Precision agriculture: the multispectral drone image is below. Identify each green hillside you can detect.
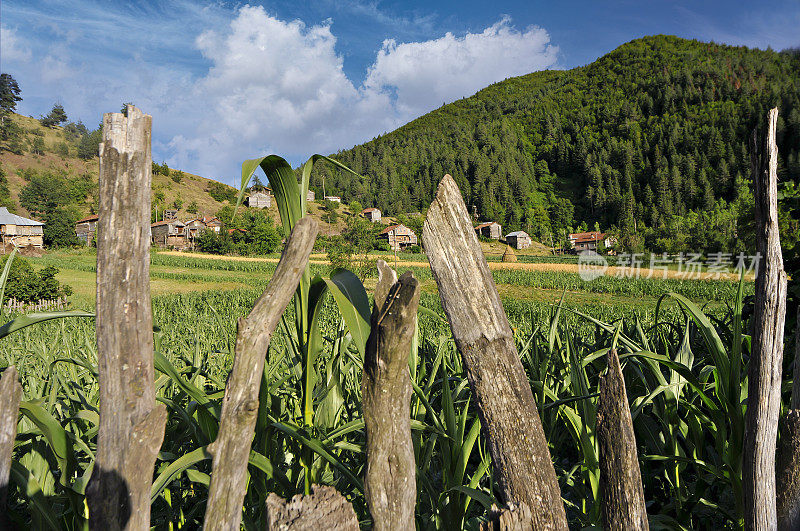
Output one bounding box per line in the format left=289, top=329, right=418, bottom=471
left=315, top=35, right=800, bottom=254
left=0, top=113, right=238, bottom=221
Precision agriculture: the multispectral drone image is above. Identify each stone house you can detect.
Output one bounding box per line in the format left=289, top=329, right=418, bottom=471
left=75, top=214, right=99, bottom=245
left=474, top=221, right=502, bottom=240
left=306, top=190, right=316, bottom=202
left=378, top=224, right=417, bottom=251
left=246, top=191, right=272, bottom=208
left=505, top=230, right=532, bottom=250
left=0, top=207, right=44, bottom=248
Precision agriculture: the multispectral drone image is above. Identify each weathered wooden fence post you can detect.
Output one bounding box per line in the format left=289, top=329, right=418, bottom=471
left=362, top=261, right=419, bottom=529
left=778, top=306, right=800, bottom=530
left=0, top=366, right=21, bottom=530
left=743, top=107, right=788, bottom=530
left=423, top=174, right=567, bottom=529
left=596, top=349, right=648, bottom=530
left=86, top=105, right=167, bottom=530
left=204, top=216, right=318, bottom=531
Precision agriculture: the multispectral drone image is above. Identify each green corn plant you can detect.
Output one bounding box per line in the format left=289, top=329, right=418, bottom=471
left=237, top=154, right=370, bottom=493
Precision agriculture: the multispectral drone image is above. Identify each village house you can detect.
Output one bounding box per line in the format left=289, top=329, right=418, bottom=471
left=75, top=214, right=99, bottom=245
left=246, top=191, right=272, bottom=208
left=306, top=190, right=316, bottom=202
left=361, top=207, right=381, bottom=222
left=151, top=219, right=187, bottom=249
left=568, top=231, right=616, bottom=253
left=378, top=224, right=418, bottom=251
left=505, top=230, right=532, bottom=250
left=163, top=209, right=179, bottom=220
left=0, top=207, right=44, bottom=248
left=474, top=221, right=502, bottom=240
left=324, top=195, right=341, bottom=203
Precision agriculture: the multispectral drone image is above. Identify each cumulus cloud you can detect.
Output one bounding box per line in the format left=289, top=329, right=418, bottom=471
left=364, top=17, right=559, bottom=116
left=1, top=3, right=559, bottom=180
left=173, top=7, right=558, bottom=177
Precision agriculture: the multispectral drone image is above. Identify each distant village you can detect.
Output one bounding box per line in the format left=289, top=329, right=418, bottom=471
left=0, top=187, right=615, bottom=256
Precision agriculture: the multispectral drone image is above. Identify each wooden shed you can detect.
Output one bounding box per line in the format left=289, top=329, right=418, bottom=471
left=474, top=221, right=502, bottom=239
left=378, top=224, right=417, bottom=251
left=151, top=220, right=187, bottom=249
left=75, top=214, right=99, bottom=246
left=505, top=230, right=532, bottom=250
left=0, top=207, right=44, bottom=248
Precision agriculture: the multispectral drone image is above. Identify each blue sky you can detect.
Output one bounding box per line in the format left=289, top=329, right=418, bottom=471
left=1, top=0, right=798, bottom=183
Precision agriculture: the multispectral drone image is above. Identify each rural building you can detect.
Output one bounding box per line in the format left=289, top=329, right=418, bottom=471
left=163, top=209, right=178, bottom=220
left=0, top=207, right=44, bottom=248
left=474, top=221, right=502, bottom=239
left=195, top=216, right=223, bottom=233
left=307, top=190, right=316, bottom=201
left=246, top=191, right=272, bottom=208
left=151, top=220, right=187, bottom=249
left=75, top=214, right=99, bottom=245
left=362, top=208, right=381, bottom=222
left=505, top=230, right=532, bottom=250
left=324, top=195, right=341, bottom=203
left=378, top=224, right=417, bottom=251
left=568, top=231, right=616, bottom=253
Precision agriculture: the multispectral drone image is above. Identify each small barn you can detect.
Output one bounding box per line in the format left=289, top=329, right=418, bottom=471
left=506, top=230, right=532, bottom=250
left=0, top=207, right=44, bottom=248
left=378, top=224, right=417, bottom=251
left=246, top=191, right=272, bottom=208
left=474, top=221, right=502, bottom=240
left=75, top=214, right=99, bottom=245
left=306, top=190, right=316, bottom=202
left=163, top=209, right=179, bottom=220
left=151, top=220, right=187, bottom=249
left=362, top=208, right=381, bottom=222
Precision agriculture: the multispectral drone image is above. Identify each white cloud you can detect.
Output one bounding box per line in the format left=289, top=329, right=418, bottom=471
left=0, top=26, right=32, bottom=62
left=1, top=3, right=560, bottom=180
left=364, top=16, right=559, bottom=117
left=172, top=8, right=558, bottom=178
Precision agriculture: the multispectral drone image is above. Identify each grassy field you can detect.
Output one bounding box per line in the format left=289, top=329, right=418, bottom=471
left=30, top=248, right=752, bottom=317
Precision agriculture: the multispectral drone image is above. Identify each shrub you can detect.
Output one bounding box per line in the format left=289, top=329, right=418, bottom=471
left=171, top=170, right=183, bottom=183
left=207, top=181, right=237, bottom=203
left=408, top=244, right=422, bottom=254
left=0, top=255, right=72, bottom=302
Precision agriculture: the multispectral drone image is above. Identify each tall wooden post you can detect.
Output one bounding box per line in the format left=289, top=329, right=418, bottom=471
left=423, top=174, right=567, bottom=529
left=86, top=105, right=167, bottom=530
left=0, top=366, right=21, bottom=530
left=743, top=107, right=788, bottom=530
left=362, top=262, right=419, bottom=529
left=597, top=349, right=648, bottom=530
left=204, top=217, right=318, bottom=530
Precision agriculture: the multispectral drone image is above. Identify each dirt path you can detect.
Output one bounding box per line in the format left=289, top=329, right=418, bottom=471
left=158, top=251, right=753, bottom=282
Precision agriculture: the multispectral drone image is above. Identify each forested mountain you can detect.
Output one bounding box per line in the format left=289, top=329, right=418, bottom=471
left=313, top=35, right=800, bottom=253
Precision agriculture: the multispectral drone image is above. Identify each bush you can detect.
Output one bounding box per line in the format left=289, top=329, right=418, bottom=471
left=171, top=170, right=183, bottom=183
left=373, top=240, right=391, bottom=252
left=408, top=245, right=422, bottom=254
left=187, top=201, right=198, bottom=214
left=0, top=255, right=72, bottom=303
left=207, top=181, right=237, bottom=203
